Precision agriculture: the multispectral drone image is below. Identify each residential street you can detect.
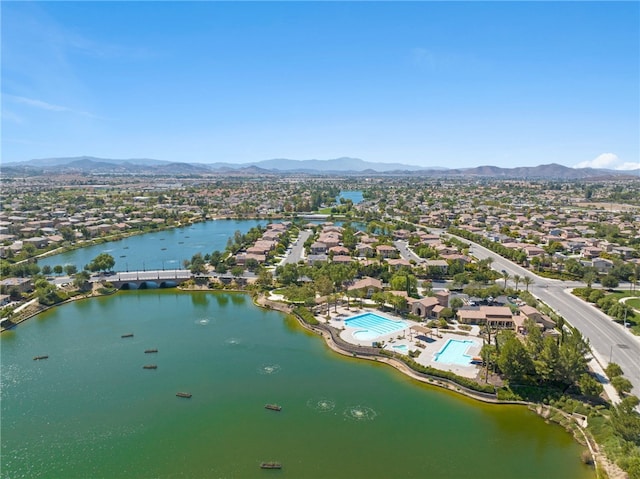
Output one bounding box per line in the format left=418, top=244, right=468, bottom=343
left=280, top=229, right=313, bottom=265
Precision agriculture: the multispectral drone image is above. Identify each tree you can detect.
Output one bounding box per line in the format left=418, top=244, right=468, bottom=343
left=611, top=376, right=633, bottom=395
left=512, top=274, right=521, bottom=291
left=605, top=362, right=624, bottom=379
left=53, top=265, right=64, bottom=275
left=578, top=373, right=603, bottom=397
left=610, top=395, right=640, bottom=445
left=535, top=336, right=560, bottom=382
left=188, top=253, right=208, bottom=275
left=256, top=268, right=273, bottom=290
left=522, top=276, right=534, bottom=292
left=557, top=329, right=589, bottom=384
left=601, top=274, right=619, bottom=289
left=496, top=331, right=534, bottom=382
left=276, top=263, right=299, bottom=286
left=64, top=264, right=78, bottom=276
left=450, top=297, right=464, bottom=311
left=501, top=271, right=510, bottom=290
left=315, top=276, right=334, bottom=314
left=524, top=318, right=544, bottom=359
left=73, top=271, right=91, bottom=290
left=41, top=265, right=52, bottom=276
left=59, top=226, right=76, bottom=242
left=439, top=307, right=454, bottom=320
left=583, top=270, right=597, bottom=289
left=86, top=253, right=115, bottom=273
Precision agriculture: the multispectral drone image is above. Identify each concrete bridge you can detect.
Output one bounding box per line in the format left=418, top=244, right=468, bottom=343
left=94, top=269, right=192, bottom=289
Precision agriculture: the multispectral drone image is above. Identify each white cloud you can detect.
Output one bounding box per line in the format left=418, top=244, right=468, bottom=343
left=5, top=94, right=99, bottom=118
left=8, top=94, right=70, bottom=112
left=615, top=162, right=640, bottom=171
left=574, top=153, right=639, bottom=171
left=574, top=153, right=619, bottom=169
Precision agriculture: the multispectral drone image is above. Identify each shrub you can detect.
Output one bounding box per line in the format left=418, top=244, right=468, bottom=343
left=293, top=306, right=319, bottom=326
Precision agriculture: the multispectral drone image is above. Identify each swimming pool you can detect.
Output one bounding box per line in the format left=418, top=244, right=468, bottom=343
left=345, top=312, right=408, bottom=341
left=392, top=344, right=409, bottom=353
left=433, top=339, right=478, bottom=366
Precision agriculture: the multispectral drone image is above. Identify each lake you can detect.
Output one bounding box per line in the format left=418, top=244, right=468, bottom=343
left=338, top=190, right=364, bottom=204
left=0, top=290, right=594, bottom=479
left=38, top=219, right=267, bottom=272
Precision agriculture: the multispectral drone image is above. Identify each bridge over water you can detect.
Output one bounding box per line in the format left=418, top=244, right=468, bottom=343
left=93, top=270, right=192, bottom=289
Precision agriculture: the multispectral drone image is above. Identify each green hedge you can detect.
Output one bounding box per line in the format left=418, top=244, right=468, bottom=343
left=293, top=306, right=319, bottom=325
left=380, top=350, right=495, bottom=394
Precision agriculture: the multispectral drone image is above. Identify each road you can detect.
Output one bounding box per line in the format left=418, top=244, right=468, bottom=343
left=456, top=237, right=640, bottom=396
left=281, top=229, right=313, bottom=265
left=394, top=240, right=424, bottom=264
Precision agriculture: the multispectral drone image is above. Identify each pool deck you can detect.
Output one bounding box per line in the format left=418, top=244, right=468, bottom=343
left=324, top=306, right=483, bottom=379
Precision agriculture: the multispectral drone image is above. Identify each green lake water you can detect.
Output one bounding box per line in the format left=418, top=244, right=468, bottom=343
left=1, top=290, right=594, bottom=479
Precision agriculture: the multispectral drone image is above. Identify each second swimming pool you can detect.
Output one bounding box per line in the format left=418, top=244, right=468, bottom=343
left=434, top=339, right=478, bottom=366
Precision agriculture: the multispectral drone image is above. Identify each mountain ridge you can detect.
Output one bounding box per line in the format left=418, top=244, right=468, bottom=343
left=1, top=156, right=638, bottom=179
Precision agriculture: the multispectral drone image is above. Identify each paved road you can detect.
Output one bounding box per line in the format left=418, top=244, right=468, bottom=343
left=281, top=229, right=313, bottom=265
left=394, top=240, right=423, bottom=263
left=453, top=235, right=640, bottom=396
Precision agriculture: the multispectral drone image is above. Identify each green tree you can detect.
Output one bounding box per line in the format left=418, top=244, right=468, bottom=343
left=610, top=396, right=640, bottom=445
left=601, top=274, right=619, bottom=289
left=512, top=274, right=521, bottom=291
left=53, top=265, right=64, bottom=275
left=64, top=264, right=78, bottom=276
left=450, top=297, right=464, bottom=311
left=524, top=318, right=544, bottom=359
left=535, top=336, right=560, bottom=382
left=86, top=253, right=115, bottom=273
left=605, top=362, right=624, bottom=378
left=497, top=331, right=534, bottom=382
left=276, top=263, right=300, bottom=286
left=557, top=329, right=589, bottom=384
left=41, top=265, right=52, bottom=276
left=439, top=307, right=454, bottom=320
left=578, top=373, right=603, bottom=397
left=73, top=271, right=91, bottom=290
left=611, top=376, right=633, bottom=395
left=522, top=276, right=534, bottom=292
left=188, top=253, right=208, bottom=275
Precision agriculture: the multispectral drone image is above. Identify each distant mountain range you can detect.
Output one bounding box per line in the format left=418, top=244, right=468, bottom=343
left=2, top=156, right=638, bottom=179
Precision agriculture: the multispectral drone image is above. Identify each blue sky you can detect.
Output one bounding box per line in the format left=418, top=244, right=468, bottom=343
left=2, top=1, right=639, bottom=170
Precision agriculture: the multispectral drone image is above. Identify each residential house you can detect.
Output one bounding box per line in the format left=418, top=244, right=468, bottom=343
left=347, top=277, right=382, bottom=298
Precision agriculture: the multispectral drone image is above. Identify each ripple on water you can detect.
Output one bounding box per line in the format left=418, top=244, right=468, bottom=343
left=306, top=397, right=336, bottom=413
left=224, top=337, right=241, bottom=346
left=343, top=405, right=377, bottom=421
left=257, top=363, right=281, bottom=375
left=196, top=318, right=210, bottom=325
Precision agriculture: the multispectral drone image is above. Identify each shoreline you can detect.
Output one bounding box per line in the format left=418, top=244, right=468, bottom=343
left=0, top=287, right=624, bottom=478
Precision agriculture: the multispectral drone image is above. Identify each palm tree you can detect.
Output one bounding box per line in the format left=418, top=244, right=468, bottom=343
left=522, top=275, right=534, bottom=292
left=513, top=274, right=521, bottom=291
left=501, top=271, right=511, bottom=290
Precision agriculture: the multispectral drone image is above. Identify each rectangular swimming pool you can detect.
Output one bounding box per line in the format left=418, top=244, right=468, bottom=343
left=433, top=339, right=478, bottom=366
left=344, top=312, right=408, bottom=341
